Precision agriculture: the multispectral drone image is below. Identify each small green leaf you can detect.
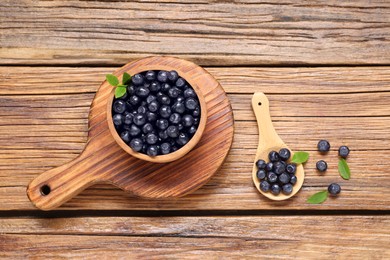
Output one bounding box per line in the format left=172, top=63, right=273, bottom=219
left=307, top=190, right=328, bottom=204
left=339, top=158, right=351, bottom=180
left=122, top=72, right=131, bottom=84
left=117, top=84, right=127, bottom=88
left=291, top=151, right=309, bottom=164
left=115, top=86, right=126, bottom=98
left=106, top=74, right=119, bottom=86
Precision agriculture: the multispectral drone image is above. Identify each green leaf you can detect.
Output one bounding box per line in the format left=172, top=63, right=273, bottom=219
left=122, top=72, right=131, bottom=84
left=307, top=190, right=328, bottom=204
left=106, top=74, right=119, bottom=86
left=115, top=86, right=126, bottom=98
left=339, top=158, right=351, bottom=180
left=117, top=84, right=127, bottom=88
left=291, top=151, right=309, bottom=164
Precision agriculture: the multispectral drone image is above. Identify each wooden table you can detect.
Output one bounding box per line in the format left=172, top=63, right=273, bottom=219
left=1, top=1, right=389, bottom=258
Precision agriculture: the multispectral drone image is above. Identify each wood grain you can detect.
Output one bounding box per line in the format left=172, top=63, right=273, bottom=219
left=1, top=216, right=389, bottom=259
left=1, top=66, right=390, bottom=210
left=26, top=57, right=233, bottom=210
left=0, top=1, right=389, bottom=66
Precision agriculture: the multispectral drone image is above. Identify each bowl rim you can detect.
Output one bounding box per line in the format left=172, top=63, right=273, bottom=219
left=107, top=65, right=208, bottom=163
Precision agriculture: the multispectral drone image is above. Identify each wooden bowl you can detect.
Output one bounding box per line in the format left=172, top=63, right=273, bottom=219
left=106, top=60, right=208, bottom=163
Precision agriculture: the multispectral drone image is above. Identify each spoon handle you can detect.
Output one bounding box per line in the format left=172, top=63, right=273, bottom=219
left=251, top=92, right=285, bottom=150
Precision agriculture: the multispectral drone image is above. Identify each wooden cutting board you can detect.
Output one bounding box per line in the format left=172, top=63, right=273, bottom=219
left=27, top=56, right=234, bottom=210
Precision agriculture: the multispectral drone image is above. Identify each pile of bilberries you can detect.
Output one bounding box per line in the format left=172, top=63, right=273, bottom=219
left=111, top=70, right=201, bottom=156
left=255, top=148, right=297, bottom=195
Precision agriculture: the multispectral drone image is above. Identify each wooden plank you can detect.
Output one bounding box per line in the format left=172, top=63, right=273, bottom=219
left=0, top=1, right=389, bottom=66
left=1, top=67, right=389, bottom=95
left=0, top=66, right=390, bottom=210
left=0, top=216, right=389, bottom=258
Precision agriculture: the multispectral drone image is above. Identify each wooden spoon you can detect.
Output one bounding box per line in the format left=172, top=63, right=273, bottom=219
left=251, top=92, right=304, bottom=200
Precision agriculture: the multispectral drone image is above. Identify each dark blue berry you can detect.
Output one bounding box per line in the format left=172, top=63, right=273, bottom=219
left=135, top=86, right=149, bottom=98
left=338, top=146, right=350, bottom=158
left=142, top=123, right=153, bottom=134
left=146, top=95, right=156, bottom=104
left=123, top=112, right=133, bottom=125
left=129, top=124, right=141, bottom=136
left=146, top=112, right=157, bottom=122
left=290, top=175, right=297, bottom=185
left=256, top=159, right=266, bottom=169
left=159, top=130, right=168, bottom=140
left=132, top=74, right=144, bottom=86
left=188, top=126, right=197, bottom=135
left=279, top=148, right=291, bottom=161
left=169, top=113, right=181, bottom=124
left=168, top=87, right=181, bottom=98
left=193, top=117, right=199, bottom=125
left=175, top=77, right=186, bottom=88
left=167, top=125, right=179, bottom=138
left=267, top=172, right=278, bottom=183
left=328, top=183, right=341, bottom=196
left=177, top=123, right=184, bottom=131
left=172, top=101, right=185, bottom=114
left=137, top=106, right=147, bottom=114
left=257, top=169, right=266, bottom=180
left=278, top=173, right=290, bottom=184
left=182, top=114, right=194, bottom=127
left=176, top=133, right=189, bottom=146
left=145, top=70, right=156, bottom=81
left=113, top=100, right=126, bottom=114
left=113, top=114, right=123, bottom=126
left=282, top=184, right=293, bottom=195
left=156, top=119, right=169, bottom=130
left=316, top=160, right=327, bottom=172
left=157, top=70, right=168, bottom=82
left=159, top=105, right=172, bottom=118
left=158, top=95, right=171, bottom=105
left=260, top=181, right=271, bottom=192
left=133, top=113, right=146, bottom=126
left=168, top=70, right=179, bottom=82
left=128, top=95, right=140, bottom=106
left=266, top=162, right=273, bottom=172
left=318, top=140, right=330, bottom=153
left=160, top=142, right=171, bottom=154
left=147, top=145, right=158, bottom=156
left=271, top=184, right=281, bottom=195
left=146, top=133, right=158, bottom=145
left=193, top=107, right=200, bottom=117
left=184, top=88, right=196, bottom=98
left=150, top=82, right=161, bottom=92
left=127, top=85, right=135, bottom=95
left=185, top=97, right=198, bottom=110
left=268, top=151, right=280, bottom=162
left=120, top=131, right=130, bottom=143
left=130, top=138, right=143, bottom=152
left=273, top=161, right=286, bottom=175
left=148, top=101, right=159, bottom=112
left=161, top=83, right=171, bottom=92
left=286, top=164, right=297, bottom=174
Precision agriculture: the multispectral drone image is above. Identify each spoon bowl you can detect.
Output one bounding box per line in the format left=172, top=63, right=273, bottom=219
left=251, top=92, right=304, bottom=200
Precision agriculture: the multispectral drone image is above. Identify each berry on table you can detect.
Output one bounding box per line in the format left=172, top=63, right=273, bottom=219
left=328, top=183, right=341, bottom=196
left=338, top=146, right=350, bottom=158
left=317, top=140, right=330, bottom=153
left=316, top=160, right=328, bottom=172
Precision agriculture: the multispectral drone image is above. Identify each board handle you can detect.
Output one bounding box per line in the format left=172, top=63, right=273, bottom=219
left=26, top=141, right=107, bottom=210
left=251, top=92, right=284, bottom=149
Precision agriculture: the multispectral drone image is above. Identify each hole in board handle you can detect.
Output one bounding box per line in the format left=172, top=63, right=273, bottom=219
left=258, top=102, right=262, bottom=106
left=40, top=185, right=51, bottom=196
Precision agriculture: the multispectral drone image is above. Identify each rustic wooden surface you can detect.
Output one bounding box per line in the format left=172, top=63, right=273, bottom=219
left=1, top=0, right=389, bottom=258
